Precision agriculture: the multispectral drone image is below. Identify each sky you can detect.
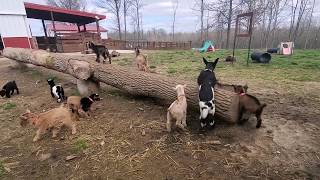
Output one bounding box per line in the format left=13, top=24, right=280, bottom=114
left=24, top=0, right=200, bottom=36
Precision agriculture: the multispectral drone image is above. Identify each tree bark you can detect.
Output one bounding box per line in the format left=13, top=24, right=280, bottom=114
left=3, top=48, right=239, bottom=123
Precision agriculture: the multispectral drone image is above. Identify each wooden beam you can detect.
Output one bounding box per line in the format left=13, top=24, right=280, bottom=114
left=41, top=19, right=48, bottom=38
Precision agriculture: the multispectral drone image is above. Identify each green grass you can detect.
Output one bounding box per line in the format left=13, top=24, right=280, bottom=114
left=0, top=161, right=5, bottom=177
left=0, top=102, right=16, bottom=110
left=73, top=139, right=88, bottom=153
left=138, top=49, right=320, bottom=83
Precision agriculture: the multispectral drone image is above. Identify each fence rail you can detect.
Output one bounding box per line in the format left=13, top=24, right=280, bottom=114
left=35, top=32, right=192, bottom=53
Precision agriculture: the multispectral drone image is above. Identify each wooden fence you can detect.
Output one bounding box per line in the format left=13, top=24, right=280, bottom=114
left=102, top=39, right=192, bottom=50
left=35, top=32, right=192, bottom=53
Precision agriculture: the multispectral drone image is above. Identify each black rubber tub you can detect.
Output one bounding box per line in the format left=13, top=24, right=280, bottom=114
left=267, top=48, right=279, bottom=54
left=251, top=52, right=271, bottom=63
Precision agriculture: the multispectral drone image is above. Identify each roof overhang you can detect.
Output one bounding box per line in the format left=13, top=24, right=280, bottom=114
left=24, top=2, right=106, bottom=25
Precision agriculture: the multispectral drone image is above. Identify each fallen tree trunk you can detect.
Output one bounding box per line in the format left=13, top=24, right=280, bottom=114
left=3, top=48, right=239, bottom=122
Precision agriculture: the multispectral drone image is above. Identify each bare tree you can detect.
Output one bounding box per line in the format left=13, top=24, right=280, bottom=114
left=95, top=0, right=122, bottom=40
left=47, top=0, right=86, bottom=10
left=123, top=0, right=132, bottom=42
left=172, top=0, right=179, bottom=41
left=131, top=0, right=144, bottom=42
left=304, top=0, right=315, bottom=48
left=200, top=0, right=204, bottom=41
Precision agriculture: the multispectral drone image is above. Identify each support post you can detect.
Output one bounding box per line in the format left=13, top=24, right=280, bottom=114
left=50, top=11, right=58, bottom=52
left=41, top=19, right=49, bottom=50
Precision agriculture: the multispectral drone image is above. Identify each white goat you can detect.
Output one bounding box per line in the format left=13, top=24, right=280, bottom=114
left=166, top=84, right=187, bottom=132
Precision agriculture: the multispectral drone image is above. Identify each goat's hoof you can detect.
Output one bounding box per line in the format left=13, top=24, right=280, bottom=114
left=200, top=122, right=206, bottom=128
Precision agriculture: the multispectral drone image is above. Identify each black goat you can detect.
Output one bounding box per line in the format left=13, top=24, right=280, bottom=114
left=80, top=93, right=101, bottom=113
left=197, top=57, right=219, bottom=128
left=87, top=41, right=111, bottom=64
left=0, top=81, right=19, bottom=98
left=47, top=79, right=65, bottom=103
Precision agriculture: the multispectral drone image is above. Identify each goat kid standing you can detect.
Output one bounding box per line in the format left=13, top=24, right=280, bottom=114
left=197, top=58, right=219, bottom=128
left=87, top=41, right=112, bottom=64
left=47, top=79, right=65, bottom=103
left=135, top=47, right=149, bottom=72
left=0, top=81, right=19, bottom=98
left=167, top=84, right=187, bottom=132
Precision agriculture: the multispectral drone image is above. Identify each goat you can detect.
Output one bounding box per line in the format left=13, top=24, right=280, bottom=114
left=87, top=41, right=112, bottom=64
left=134, top=47, right=149, bottom=72
left=111, top=50, right=120, bottom=57
left=225, top=55, right=236, bottom=63
left=47, top=79, right=65, bottom=103
left=20, top=106, right=76, bottom=142
left=238, top=93, right=267, bottom=128
left=197, top=57, right=219, bottom=128
left=67, top=93, right=101, bottom=118
left=0, top=81, right=19, bottom=98
left=167, top=84, right=187, bottom=132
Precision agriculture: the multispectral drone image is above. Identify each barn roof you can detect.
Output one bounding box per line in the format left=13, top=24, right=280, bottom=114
left=24, top=2, right=106, bottom=25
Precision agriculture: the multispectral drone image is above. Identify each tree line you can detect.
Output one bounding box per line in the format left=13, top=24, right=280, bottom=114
left=47, top=0, right=320, bottom=49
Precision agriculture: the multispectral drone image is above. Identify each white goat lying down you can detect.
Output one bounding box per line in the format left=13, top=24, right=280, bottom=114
left=167, top=84, right=187, bottom=132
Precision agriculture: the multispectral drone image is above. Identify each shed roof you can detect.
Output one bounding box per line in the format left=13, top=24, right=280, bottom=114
left=24, top=2, right=106, bottom=25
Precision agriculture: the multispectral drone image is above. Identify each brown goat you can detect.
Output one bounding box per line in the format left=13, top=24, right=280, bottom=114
left=20, top=106, right=76, bottom=142
left=134, top=47, right=149, bottom=72
left=66, top=94, right=101, bottom=118
left=216, top=82, right=248, bottom=94
left=238, top=94, right=266, bottom=128
left=225, top=55, right=236, bottom=63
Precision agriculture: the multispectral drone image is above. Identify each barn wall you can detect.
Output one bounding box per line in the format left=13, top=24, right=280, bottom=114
left=0, top=0, right=31, bottom=48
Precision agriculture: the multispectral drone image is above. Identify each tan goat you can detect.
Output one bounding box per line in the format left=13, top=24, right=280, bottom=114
left=134, top=47, right=149, bottom=72
left=20, top=106, right=77, bottom=142
left=166, top=84, right=187, bottom=132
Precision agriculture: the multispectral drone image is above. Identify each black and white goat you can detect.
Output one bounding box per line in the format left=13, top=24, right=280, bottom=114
left=47, top=79, right=65, bottom=103
left=197, top=57, right=219, bottom=128
left=87, top=41, right=112, bottom=64
left=0, top=81, right=19, bottom=98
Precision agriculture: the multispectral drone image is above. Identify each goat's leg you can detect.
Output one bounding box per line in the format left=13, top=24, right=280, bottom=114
left=255, top=113, right=262, bottom=128
left=199, top=108, right=206, bottom=128
left=102, top=51, right=107, bottom=64
left=208, top=106, right=216, bottom=127
left=5, top=91, right=10, bottom=98
left=68, top=122, right=77, bottom=134
left=182, top=114, right=187, bottom=128
left=166, top=112, right=174, bottom=132
left=11, top=89, right=14, bottom=95
left=16, top=87, right=19, bottom=94
left=33, top=129, right=44, bottom=142
left=96, top=54, right=100, bottom=63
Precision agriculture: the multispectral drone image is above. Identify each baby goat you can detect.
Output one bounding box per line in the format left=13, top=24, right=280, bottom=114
left=238, top=93, right=267, bottom=128
left=134, top=47, right=149, bottom=72
left=20, top=106, right=76, bottom=142
left=197, top=57, right=219, bottom=128
left=87, top=41, right=111, bottom=64
left=0, top=81, right=19, bottom=98
left=47, top=79, right=65, bottom=103
left=67, top=93, right=101, bottom=118
left=167, top=84, right=187, bottom=132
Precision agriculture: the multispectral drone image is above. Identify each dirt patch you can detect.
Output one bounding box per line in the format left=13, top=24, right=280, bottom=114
left=0, top=58, right=319, bottom=179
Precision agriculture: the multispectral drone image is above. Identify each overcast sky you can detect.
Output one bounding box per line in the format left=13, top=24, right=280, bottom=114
left=25, top=0, right=199, bottom=36
left=24, top=0, right=320, bottom=36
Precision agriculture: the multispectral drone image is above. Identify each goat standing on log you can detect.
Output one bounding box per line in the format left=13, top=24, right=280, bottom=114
left=134, top=47, right=149, bottom=72
left=197, top=58, right=219, bottom=129
left=87, top=41, right=111, bottom=64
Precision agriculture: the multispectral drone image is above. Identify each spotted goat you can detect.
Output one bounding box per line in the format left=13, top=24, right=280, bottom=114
left=197, top=57, right=219, bottom=128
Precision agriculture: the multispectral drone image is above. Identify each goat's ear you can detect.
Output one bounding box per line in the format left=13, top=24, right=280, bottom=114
left=244, top=84, right=248, bottom=92
left=212, top=58, right=219, bottom=69
left=203, top=57, right=208, bottom=65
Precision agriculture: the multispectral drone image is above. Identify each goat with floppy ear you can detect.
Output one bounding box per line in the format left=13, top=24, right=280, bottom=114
left=134, top=47, right=149, bottom=72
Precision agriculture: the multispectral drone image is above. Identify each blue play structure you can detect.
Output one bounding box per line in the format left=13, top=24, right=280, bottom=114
left=193, top=40, right=215, bottom=53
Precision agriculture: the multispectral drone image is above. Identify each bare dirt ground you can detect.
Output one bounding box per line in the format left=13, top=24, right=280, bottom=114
left=0, top=57, right=319, bottom=179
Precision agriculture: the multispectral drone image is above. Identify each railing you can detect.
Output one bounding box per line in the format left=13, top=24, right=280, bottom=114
left=102, top=39, right=192, bottom=50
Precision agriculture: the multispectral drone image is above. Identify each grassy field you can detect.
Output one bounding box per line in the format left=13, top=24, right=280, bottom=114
left=116, top=49, right=320, bottom=82
left=114, top=49, right=320, bottom=104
